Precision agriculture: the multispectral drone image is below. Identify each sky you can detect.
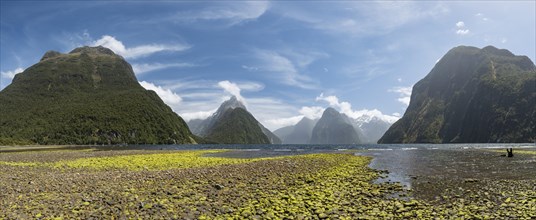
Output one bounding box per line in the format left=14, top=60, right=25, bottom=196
left=1, top=1, right=535, bottom=131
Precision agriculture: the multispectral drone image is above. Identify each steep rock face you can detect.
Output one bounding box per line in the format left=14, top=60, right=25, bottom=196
left=285, top=117, right=317, bottom=144
left=187, top=96, right=280, bottom=144
left=379, top=46, right=536, bottom=143
left=273, top=126, right=294, bottom=142
left=310, top=108, right=361, bottom=144
left=0, top=46, right=196, bottom=145
left=274, top=117, right=317, bottom=144
left=259, top=124, right=282, bottom=144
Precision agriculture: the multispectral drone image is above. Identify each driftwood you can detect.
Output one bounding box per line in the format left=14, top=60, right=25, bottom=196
left=507, top=148, right=513, bottom=157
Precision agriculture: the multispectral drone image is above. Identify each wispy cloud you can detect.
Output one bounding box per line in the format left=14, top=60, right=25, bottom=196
left=92, top=35, right=190, bottom=59
left=170, top=1, right=269, bottom=27
left=475, top=13, right=489, bottom=21
left=264, top=116, right=304, bottom=129
left=389, top=86, right=412, bottom=106
left=143, top=79, right=271, bottom=123
left=278, top=1, right=449, bottom=36
left=247, top=49, right=319, bottom=89
left=132, top=62, right=196, bottom=75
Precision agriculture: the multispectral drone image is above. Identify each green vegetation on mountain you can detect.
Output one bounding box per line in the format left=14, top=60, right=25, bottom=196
left=0, top=46, right=196, bottom=145
left=379, top=45, right=536, bottom=143
left=187, top=96, right=279, bottom=144
left=205, top=108, right=271, bottom=144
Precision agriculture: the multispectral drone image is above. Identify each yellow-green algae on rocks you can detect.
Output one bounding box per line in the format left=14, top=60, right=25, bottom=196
left=51, top=150, right=267, bottom=170
left=1, top=150, right=535, bottom=219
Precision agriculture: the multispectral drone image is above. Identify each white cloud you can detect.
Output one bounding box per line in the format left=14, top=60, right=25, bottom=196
left=218, top=80, right=246, bottom=104
left=316, top=93, right=400, bottom=123
left=389, top=86, right=412, bottom=106
left=0, top=67, right=24, bottom=79
left=132, top=62, right=196, bottom=75
left=181, top=109, right=217, bottom=121
left=456, top=29, right=470, bottom=35
left=299, top=106, right=325, bottom=119
left=455, top=21, right=470, bottom=35
left=146, top=79, right=270, bottom=123
left=139, top=81, right=182, bottom=105
left=92, top=35, right=190, bottom=59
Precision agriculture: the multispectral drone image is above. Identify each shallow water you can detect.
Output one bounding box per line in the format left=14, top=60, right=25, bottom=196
left=360, top=148, right=536, bottom=190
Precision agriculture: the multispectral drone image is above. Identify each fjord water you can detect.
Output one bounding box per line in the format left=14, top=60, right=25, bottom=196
left=88, top=143, right=536, bottom=151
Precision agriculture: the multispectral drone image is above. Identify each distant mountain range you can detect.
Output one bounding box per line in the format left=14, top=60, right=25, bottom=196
left=0, top=46, right=196, bottom=145
left=379, top=46, right=536, bottom=143
left=274, top=107, right=394, bottom=144
left=187, top=96, right=281, bottom=144
left=2, top=45, right=532, bottom=145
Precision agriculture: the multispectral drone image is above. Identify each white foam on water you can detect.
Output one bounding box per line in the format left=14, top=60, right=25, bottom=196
left=367, top=148, right=393, bottom=151
left=401, top=148, right=418, bottom=150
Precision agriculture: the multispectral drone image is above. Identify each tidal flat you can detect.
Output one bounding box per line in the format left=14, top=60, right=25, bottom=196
left=0, top=147, right=535, bottom=219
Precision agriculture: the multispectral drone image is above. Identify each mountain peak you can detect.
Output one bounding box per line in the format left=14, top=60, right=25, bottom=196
left=40, top=50, right=62, bottom=61
left=481, top=45, right=515, bottom=57
left=323, top=107, right=339, bottom=115
left=219, top=95, right=246, bottom=111
left=310, top=107, right=361, bottom=144
left=69, top=46, right=117, bottom=56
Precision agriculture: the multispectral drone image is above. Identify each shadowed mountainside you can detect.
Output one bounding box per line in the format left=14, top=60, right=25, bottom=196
left=379, top=46, right=536, bottom=143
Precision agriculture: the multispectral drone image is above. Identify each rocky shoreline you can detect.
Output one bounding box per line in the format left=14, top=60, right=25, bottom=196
left=1, top=148, right=535, bottom=219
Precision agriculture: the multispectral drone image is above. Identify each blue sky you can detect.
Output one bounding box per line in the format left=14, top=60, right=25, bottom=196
left=1, top=1, right=535, bottom=130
